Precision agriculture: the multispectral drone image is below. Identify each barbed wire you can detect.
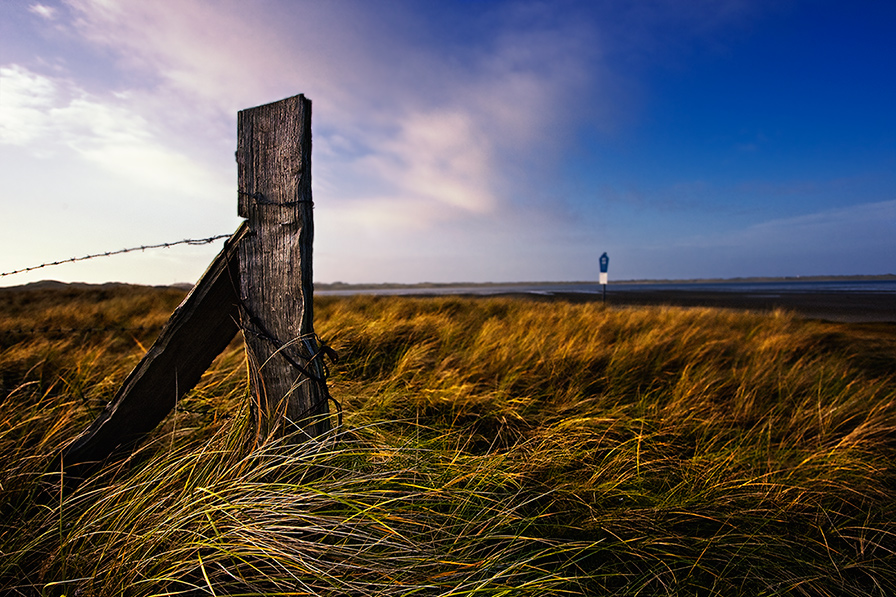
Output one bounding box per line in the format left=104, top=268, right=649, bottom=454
left=1, top=234, right=232, bottom=277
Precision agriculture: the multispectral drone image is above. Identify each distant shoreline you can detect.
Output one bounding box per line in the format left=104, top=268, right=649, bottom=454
left=2, top=274, right=894, bottom=294
left=315, top=274, right=896, bottom=292
left=3, top=276, right=895, bottom=324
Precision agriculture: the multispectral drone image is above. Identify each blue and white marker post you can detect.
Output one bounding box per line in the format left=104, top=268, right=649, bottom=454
left=599, top=252, right=609, bottom=303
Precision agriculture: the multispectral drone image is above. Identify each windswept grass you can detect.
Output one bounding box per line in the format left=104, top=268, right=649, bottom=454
left=1, top=288, right=895, bottom=595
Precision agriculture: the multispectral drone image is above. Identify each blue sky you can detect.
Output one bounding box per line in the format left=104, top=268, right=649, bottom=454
left=1, top=0, right=894, bottom=286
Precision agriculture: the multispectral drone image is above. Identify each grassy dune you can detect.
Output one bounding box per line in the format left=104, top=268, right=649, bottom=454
left=1, top=286, right=895, bottom=595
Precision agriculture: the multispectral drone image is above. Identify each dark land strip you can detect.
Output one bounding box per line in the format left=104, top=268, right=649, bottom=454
left=478, top=289, right=896, bottom=324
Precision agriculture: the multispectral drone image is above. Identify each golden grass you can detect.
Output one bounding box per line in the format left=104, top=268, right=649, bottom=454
left=1, top=288, right=895, bottom=595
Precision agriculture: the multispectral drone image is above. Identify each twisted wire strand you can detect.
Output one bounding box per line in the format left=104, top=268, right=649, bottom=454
left=1, top=235, right=232, bottom=277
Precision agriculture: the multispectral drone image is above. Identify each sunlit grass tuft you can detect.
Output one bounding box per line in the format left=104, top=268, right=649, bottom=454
left=1, top=288, right=895, bottom=595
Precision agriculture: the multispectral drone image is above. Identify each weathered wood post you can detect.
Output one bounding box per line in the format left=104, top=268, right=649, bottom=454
left=237, top=94, right=331, bottom=441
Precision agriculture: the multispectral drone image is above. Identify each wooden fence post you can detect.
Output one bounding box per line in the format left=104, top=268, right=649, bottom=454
left=237, top=94, right=331, bottom=441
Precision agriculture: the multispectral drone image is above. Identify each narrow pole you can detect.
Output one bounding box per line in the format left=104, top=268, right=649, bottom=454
left=237, top=95, right=331, bottom=441
left=599, top=252, right=609, bottom=305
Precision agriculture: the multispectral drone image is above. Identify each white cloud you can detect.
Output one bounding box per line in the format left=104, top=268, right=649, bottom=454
left=0, top=64, right=59, bottom=146
left=28, top=3, right=57, bottom=20
left=0, top=64, right=228, bottom=199
left=351, top=110, right=497, bottom=217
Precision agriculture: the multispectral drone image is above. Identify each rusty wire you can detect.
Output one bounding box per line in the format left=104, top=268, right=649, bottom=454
left=0, top=235, right=232, bottom=278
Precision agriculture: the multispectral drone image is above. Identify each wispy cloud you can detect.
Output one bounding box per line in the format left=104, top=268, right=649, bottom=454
left=0, top=65, right=227, bottom=199
left=625, top=199, right=896, bottom=278
left=28, top=3, right=57, bottom=20
left=737, top=199, right=896, bottom=249
left=0, top=65, right=59, bottom=147
left=57, top=0, right=603, bottom=232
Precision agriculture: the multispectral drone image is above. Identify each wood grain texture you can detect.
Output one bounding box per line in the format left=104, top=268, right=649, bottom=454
left=61, top=223, right=247, bottom=476
left=236, top=95, right=330, bottom=440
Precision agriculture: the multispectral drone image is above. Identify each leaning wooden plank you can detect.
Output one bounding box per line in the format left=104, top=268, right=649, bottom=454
left=61, top=222, right=248, bottom=476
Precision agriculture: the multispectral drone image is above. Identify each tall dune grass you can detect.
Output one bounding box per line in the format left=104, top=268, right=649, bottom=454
left=1, top=287, right=894, bottom=595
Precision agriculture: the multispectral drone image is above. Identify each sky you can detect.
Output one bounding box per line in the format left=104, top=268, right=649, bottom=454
left=1, top=0, right=894, bottom=286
